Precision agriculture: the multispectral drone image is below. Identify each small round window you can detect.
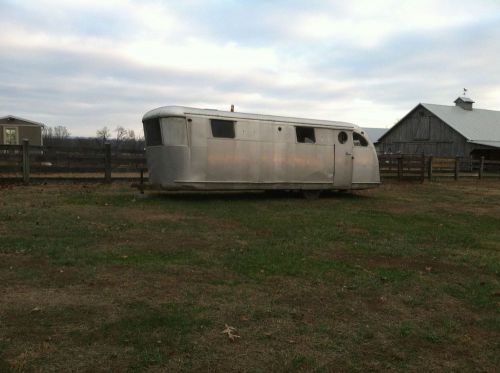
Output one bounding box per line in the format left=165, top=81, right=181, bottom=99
left=338, top=131, right=348, bottom=144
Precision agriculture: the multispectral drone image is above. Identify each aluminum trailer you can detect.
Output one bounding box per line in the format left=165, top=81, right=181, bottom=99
left=142, top=106, right=380, bottom=194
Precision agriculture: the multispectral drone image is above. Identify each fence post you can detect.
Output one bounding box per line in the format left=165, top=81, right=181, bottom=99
left=454, top=156, right=460, bottom=181
left=22, top=139, right=30, bottom=184
left=479, top=156, right=484, bottom=180
left=139, top=168, right=145, bottom=194
left=104, top=143, right=111, bottom=183
left=421, top=154, right=425, bottom=183
left=428, top=156, right=433, bottom=181
left=397, top=156, right=403, bottom=181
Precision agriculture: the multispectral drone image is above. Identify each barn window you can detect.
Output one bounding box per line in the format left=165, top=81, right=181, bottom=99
left=296, top=126, right=316, bottom=143
left=353, top=132, right=368, bottom=146
left=160, top=117, right=187, bottom=145
left=143, top=118, right=162, bottom=146
left=4, top=128, right=18, bottom=145
left=338, top=131, right=348, bottom=144
left=211, top=119, right=235, bottom=138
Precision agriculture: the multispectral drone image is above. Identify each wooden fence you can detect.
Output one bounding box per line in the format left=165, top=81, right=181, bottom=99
left=0, top=140, right=147, bottom=183
left=378, top=154, right=500, bottom=181
left=2, top=142, right=500, bottom=184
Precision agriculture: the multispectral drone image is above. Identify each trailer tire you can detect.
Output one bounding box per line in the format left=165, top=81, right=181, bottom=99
left=303, top=190, right=321, bottom=200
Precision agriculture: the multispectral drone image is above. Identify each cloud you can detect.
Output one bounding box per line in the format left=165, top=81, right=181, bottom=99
left=0, top=0, right=500, bottom=136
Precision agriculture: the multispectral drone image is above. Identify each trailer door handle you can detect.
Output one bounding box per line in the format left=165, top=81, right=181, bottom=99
left=345, top=152, right=352, bottom=155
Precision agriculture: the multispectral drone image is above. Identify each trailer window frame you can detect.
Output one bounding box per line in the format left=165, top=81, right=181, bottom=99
left=295, top=126, right=316, bottom=144
left=210, top=119, right=236, bottom=139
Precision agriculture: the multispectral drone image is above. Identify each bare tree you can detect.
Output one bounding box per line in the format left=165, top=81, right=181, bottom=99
left=115, top=126, right=128, bottom=142
left=42, top=126, right=53, bottom=140
left=43, top=125, right=70, bottom=146
left=96, top=126, right=111, bottom=143
left=53, top=126, right=70, bottom=139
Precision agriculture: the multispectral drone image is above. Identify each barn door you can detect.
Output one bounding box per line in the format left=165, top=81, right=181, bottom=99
left=333, top=130, right=353, bottom=188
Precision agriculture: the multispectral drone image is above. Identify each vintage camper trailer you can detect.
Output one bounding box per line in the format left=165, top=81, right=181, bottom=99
left=142, top=106, right=380, bottom=195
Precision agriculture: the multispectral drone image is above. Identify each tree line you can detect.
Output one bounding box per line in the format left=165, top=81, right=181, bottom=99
left=42, top=125, right=145, bottom=151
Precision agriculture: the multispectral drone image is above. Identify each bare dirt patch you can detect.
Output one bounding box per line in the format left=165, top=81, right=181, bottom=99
left=317, top=248, right=471, bottom=274
left=118, top=207, right=188, bottom=223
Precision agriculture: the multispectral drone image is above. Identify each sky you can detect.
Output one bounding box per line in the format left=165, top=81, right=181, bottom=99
left=1, top=0, right=500, bottom=137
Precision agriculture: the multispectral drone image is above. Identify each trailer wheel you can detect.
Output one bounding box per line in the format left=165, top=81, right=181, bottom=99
left=303, top=190, right=321, bottom=200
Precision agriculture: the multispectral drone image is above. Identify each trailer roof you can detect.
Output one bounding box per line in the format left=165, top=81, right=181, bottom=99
left=143, top=106, right=356, bottom=129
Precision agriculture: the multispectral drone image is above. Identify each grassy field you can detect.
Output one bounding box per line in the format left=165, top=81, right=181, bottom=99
left=0, top=181, right=499, bottom=372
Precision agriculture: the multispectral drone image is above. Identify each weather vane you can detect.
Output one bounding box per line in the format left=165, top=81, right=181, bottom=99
left=463, top=88, right=468, bottom=96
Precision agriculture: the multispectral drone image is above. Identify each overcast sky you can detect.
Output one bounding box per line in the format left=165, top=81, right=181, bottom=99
left=1, top=0, right=500, bottom=137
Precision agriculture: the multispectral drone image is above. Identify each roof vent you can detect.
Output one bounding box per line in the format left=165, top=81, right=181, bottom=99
left=454, top=96, right=474, bottom=111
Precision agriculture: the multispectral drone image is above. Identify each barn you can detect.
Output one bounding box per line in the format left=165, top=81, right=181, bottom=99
left=376, top=97, right=500, bottom=160
left=0, top=115, right=44, bottom=146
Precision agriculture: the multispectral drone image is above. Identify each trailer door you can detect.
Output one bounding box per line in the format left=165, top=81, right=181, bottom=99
left=352, top=131, right=379, bottom=184
left=333, top=130, right=353, bottom=188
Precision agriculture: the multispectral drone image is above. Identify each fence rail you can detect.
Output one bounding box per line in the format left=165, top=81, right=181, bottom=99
left=379, top=154, right=500, bottom=181
left=0, top=141, right=147, bottom=183
left=2, top=142, right=500, bottom=184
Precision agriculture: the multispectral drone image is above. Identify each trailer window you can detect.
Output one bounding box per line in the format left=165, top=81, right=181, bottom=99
left=143, top=118, right=162, bottom=146
left=353, top=132, right=368, bottom=146
left=296, top=126, right=316, bottom=143
left=338, top=131, right=348, bottom=144
left=160, top=117, right=187, bottom=145
left=211, top=119, right=235, bottom=138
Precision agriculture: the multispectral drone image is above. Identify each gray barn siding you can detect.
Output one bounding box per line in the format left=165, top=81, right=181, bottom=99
left=378, top=105, right=469, bottom=156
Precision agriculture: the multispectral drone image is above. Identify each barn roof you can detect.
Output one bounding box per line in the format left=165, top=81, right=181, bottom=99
left=0, top=115, right=45, bottom=127
left=421, top=103, right=500, bottom=147
left=454, top=96, right=475, bottom=103
left=362, top=127, right=388, bottom=142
